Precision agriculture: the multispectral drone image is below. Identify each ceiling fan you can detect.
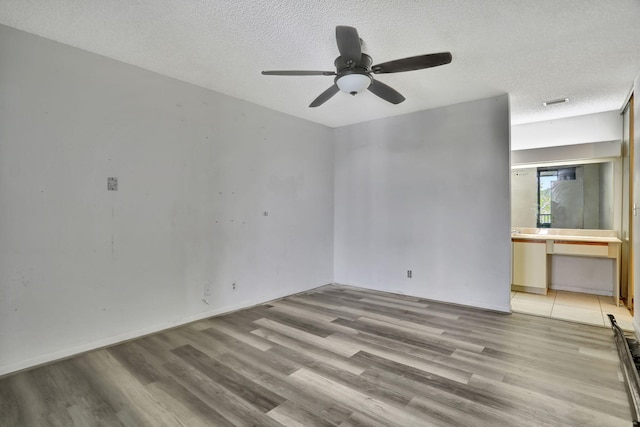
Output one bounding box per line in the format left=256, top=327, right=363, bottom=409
left=262, top=26, right=452, bottom=107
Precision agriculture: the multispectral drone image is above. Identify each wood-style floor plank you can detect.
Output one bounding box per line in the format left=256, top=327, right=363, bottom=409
left=0, top=284, right=632, bottom=426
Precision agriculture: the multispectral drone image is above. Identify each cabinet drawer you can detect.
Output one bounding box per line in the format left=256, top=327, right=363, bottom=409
left=552, top=242, right=609, bottom=257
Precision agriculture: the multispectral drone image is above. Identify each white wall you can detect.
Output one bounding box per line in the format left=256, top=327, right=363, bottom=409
left=0, top=25, right=335, bottom=375
left=550, top=257, right=614, bottom=296
left=511, top=140, right=621, bottom=167
left=334, top=95, right=512, bottom=312
left=512, top=111, right=622, bottom=150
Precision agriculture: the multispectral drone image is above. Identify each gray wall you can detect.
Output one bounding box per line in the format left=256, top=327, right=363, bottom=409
left=0, top=25, right=335, bottom=374
left=334, top=96, right=512, bottom=312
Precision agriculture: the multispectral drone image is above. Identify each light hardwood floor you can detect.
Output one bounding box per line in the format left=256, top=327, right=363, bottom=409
left=0, top=285, right=632, bottom=426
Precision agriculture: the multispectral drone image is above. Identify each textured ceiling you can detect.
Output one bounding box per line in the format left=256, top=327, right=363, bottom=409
left=1, top=0, right=639, bottom=127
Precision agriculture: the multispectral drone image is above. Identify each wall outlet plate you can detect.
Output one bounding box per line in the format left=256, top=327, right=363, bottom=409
left=107, top=177, right=118, bottom=191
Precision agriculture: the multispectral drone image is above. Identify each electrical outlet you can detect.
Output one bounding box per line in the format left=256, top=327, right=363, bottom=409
left=407, top=270, right=412, bottom=278
left=107, top=177, right=118, bottom=191
left=232, top=282, right=236, bottom=290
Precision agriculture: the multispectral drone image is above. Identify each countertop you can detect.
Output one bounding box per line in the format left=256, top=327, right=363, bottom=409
left=511, top=227, right=621, bottom=243
left=511, top=233, right=621, bottom=243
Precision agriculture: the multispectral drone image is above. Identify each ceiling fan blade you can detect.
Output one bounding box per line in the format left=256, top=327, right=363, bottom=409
left=262, top=70, right=336, bottom=76
left=371, top=52, right=452, bottom=74
left=309, top=84, right=340, bottom=108
left=336, top=26, right=361, bottom=65
left=368, top=79, right=405, bottom=104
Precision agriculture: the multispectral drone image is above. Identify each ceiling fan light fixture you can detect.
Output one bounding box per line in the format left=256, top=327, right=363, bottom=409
left=336, top=73, right=371, bottom=95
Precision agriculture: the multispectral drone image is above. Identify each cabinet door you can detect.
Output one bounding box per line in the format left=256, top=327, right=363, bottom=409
left=512, top=241, right=547, bottom=290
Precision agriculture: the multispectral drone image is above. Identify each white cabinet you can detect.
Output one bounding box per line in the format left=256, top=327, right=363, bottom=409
left=512, top=240, right=547, bottom=294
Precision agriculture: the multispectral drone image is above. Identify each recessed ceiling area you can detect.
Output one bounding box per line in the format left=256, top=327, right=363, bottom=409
left=0, top=0, right=639, bottom=127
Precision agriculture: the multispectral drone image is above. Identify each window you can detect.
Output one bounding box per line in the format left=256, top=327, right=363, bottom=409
left=537, top=167, right=576, bottom=228
left=537, top=169, right=557, bottom=227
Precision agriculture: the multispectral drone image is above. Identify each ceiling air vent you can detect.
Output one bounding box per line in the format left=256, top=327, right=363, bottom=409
left=542, top=98, right=569, bottom=106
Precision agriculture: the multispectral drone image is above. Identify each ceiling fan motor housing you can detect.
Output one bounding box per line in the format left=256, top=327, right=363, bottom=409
left=334, top=54, right=373, bottom=95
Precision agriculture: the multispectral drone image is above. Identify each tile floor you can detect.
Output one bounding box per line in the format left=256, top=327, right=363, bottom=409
left=511, top=289, right=635, bottom=332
